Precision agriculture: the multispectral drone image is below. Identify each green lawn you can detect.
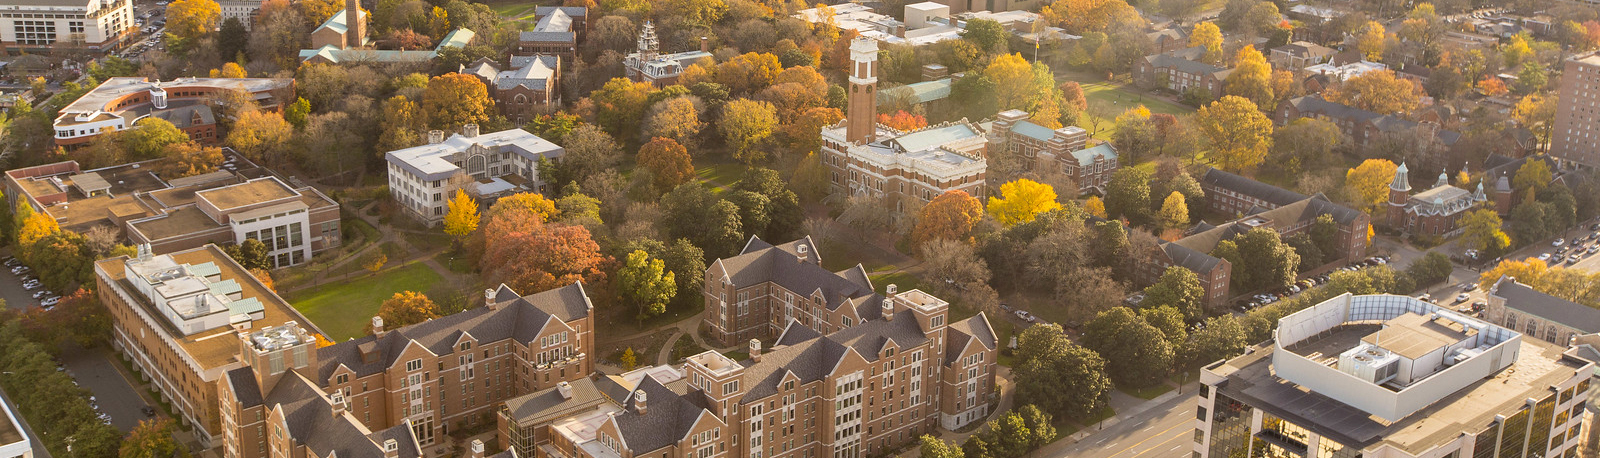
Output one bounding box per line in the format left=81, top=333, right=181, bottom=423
left=694, top=161, right=749, bottom=192
left=489, top=2, right=539, bottom=19
left=287, top=263, right=445, bottom=341
left=1073, top=81, right=1196, bottom=142
left=869, top=271, right=923, bottom=295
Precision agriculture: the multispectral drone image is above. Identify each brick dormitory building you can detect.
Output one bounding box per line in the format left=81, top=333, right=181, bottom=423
left=1138, top=169, right=1370, bottom=308
left=96, top=238, right=599, bottom=456
left=492, top=235, right=1000, bottom=458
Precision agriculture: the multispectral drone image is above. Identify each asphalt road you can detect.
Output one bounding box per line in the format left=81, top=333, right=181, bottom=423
left=1050, top=389, right=1196, bottom=458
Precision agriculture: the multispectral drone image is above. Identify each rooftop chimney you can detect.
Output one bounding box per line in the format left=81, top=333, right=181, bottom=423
left=371, top=316, right=385, bottom=337
left=470, top=440, right=485, bottom=458
left=557, top=381, right=573, bottom=400
left=634, top=389, right=648, bottom=415
left=382, top=439, right=398, bottom=458
left=749, top=339, right=762, bottom=363
left=700, top=36, right=709, bottom=53
left=428, top=130, right=445, bottom=144
left=462, top=123, right=480, bottom=137
left=795, top=244, right=809, bottom=263
left=485, top=288, right=498, bottom=310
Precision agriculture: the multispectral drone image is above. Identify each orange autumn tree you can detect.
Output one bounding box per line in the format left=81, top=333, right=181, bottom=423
left=911, top=190, right=984, bottom=249
left=877, top=111, right=928, bottom=131
left=1477, top=76, right=1509, bottom=96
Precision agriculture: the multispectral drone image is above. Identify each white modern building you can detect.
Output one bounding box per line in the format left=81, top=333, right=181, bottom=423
left=0, top=0, right=133, bottom=55
left=384, top=124, right=564, bottom=226
left=1194, top=293, right=1595, bottom=458
left=0, top=388, right=32, bottom=458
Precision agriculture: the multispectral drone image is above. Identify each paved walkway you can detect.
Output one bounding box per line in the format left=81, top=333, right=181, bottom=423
left=1036, top=381, right=1199, bottom=457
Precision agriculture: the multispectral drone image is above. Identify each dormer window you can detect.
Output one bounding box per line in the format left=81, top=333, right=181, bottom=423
left=459, top=342, right=471, bottom=351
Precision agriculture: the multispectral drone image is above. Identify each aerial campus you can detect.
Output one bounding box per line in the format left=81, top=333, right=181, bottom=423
left=6, top=0, right=1600, bottom=456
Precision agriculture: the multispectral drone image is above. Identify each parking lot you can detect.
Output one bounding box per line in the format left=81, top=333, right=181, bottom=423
left=0, top=250, right=156, bottom=434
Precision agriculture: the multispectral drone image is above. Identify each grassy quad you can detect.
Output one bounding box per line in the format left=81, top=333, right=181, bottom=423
left=286, top=262, right=445, bottom=341
left=1073, top=80, right=1196, bottom=142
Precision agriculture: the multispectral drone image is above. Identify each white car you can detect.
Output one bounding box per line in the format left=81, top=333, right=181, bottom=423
left=1014, top=310, right=1036, bottom=323
left=40, top=297, right=60, bottom=307
left=1538, top=253, right=1553, bottom=262
left=1554, top=238, right=1566, bottom=247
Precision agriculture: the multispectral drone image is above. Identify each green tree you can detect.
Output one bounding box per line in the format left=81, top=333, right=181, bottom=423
left=1143, top=266, right=1204, bottom=321
left=121, top=419, right=192, bottom=458
left=1082, top=307, right=1174, bottom=387
left=720, top=99, right=779, bottom=164
left=222, top=239, right=271, bottom=270
left=284, top=97, right=310, bottom=129
left=1405, top=251, right=1453, bottom=287
left=1514, top=159, right=1552, bottom=195
left=1104, top=168, right=1152, bottom=226
left=984, top=412, right=1034, bottom=458
left=1460, top=209, right=1511, bottom=257
left=1017, top=405, right=1057, bottom=448
left=125, top=118, right=190, bottom=160
left=618, top=250, right=677, bottom=321
left=1185, top=314, right=1249, bottom=366
left=30, top=230, right=93, bottom=292
left=1217, top=228, right=1300, bottom=292
left=919, top=436, right=964, bottom=458
left=661, top=183, right=744, bottom=258
left=1014, top=323, right=1113, bottom=420
left=960, top=18, right=1009, bottom=54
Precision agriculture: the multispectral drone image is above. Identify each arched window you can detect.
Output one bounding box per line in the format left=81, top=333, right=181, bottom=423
left=514, top=93, right=528, bottom=104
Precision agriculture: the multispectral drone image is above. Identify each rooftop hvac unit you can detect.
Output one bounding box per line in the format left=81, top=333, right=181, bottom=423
left=1338, top=344, right=1401, bottom=384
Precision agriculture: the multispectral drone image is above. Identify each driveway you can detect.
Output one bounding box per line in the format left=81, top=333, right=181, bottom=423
left=58, top=343, right=152, bottom=433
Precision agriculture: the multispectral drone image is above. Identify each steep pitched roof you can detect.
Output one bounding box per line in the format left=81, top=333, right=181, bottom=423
left=945, top=312, right=997, bottom=365
left=265, top=371, right=422, bottom=458
left=502, top=378, right=606, bottom=426
left=1143, top=47, right=1225, bottom=76
left=712, top=236, right=872, bottom=312
left=1174, top=194, right=1362, bottom=255
left=740, top=310, right=929, bottom=401
left=1492, top=276, right=1600, bottom=334
left=316, top=282, right=592, bottom=382
left=1200, top=167, right=1309, bottom=208
left=226, top=367, right=263, bottom=408
left=613, top=375, right=713, bottom=453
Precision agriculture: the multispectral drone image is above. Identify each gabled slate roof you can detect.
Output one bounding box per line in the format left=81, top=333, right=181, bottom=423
left=265, top=371, right=422, bottom=458
left=711, top=236, right=874, bottom=312
left=226, top=367, right=263, bottom=408
left=946, top=312, right=997, bottom=365
left=1492, top=276, right=1600, bottom=334
left=1200, top=167, right=1309, bottom=208
left=739, top=310, right=930, bottom=401
left=1143, top=47, right=1226, bottom=76
left=316, top=282, right=592, bottom=382
left=613, top=375, right=713, bottom=454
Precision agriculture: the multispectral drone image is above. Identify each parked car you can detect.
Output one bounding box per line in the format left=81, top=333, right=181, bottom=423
left=1455, top=293, right=1471, bottom=303
left=22, top=281, right=41, bottom=291
left=40, top=296, right=60, bottom=307
left=1538, top=253, right=1553, bottom=261
left=141, top=406, right=156, bottom=417
left=31, top=290, right=51, bottom=299
left=1014, top=310, right=1035, bottom=323
left=1554, top=238, right=1566, bottom=247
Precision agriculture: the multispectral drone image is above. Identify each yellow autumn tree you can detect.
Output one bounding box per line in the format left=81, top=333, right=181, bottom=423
left=443, top=189, right=479, bottom=240
left=1224, top=46, right=1274, bottom=111
left=1189, top=22, right=1223, bottom=64
left=1084, top=196, right=1107, bottom=218
left=14, top=203, right=59, bottom=256
left=986, top=179, right=1063, bottom=226
left=1343, top=159, right=1398, bottom=215
left=1356, top=21, right=1386, bottom=61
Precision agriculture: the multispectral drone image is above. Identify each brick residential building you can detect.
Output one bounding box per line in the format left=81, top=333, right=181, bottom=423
left=51, top=77, right=294, bottom=150
left=503, top=277, right=999, bottom=458
left=1276, top=95, right=1461, bottom=171
left=1144, top=169, right=1369, bottom=307
left=1135, top=46, right=1231, bottom=95
left=821, top=38, right=988, bottom=211
left=5, top=159, right=341, bottom=268
left=988, top=109, right=1119, bottom=195
left=1268, top=41, right=1336, bottom=70
left=95, top=245, right=328, bottom=448
left=1550, top=52, right=1600, bottom=168
left=219, top=282, right=597, bottom=458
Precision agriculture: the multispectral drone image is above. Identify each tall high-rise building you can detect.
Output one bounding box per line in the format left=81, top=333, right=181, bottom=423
left=0, top=0, right=134, bottom=55
left=1193, top=293, right=1594, bottom=458
left=1550, top=52, right=1600, bottom=168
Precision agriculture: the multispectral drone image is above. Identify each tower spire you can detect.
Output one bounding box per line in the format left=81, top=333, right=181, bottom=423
left=1390, top=162, right=1411, bottom=192
left=637, top=21, right=659, bottom=61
